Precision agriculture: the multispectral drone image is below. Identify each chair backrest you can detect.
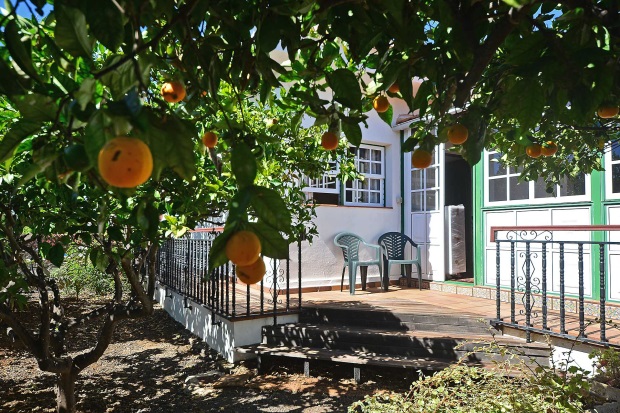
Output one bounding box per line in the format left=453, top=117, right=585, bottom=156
left=378, top=232, right=417, bottom=260
left=334, top=232, right=363, bottom=262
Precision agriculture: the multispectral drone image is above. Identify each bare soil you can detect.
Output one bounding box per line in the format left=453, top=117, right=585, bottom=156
left=0, top=299, right=409, bottom=413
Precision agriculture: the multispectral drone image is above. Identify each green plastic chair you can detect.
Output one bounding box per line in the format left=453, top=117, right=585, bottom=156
left=378, top=232, right=422, bottom=290
left=334, top=232, right=382, bottom=295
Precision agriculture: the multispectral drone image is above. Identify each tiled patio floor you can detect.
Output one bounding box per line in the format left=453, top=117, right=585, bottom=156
left=301, top=286, right=620, bottom=346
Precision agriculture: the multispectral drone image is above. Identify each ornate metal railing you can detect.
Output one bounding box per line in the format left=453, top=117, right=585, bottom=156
left=155, top=229, right=302, bottom=324
left=490, top=225, right=620, bottom=346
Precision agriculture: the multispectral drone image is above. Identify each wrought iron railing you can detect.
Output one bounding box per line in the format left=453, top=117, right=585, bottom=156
left=155, top=229, right=302, bottom=323
left=490, top=225, right=620, bottom=346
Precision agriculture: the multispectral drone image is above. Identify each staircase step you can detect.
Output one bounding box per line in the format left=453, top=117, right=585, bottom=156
left=301, top=307, right=496, bottom=335
left=262, top=323, right=550, bottom=363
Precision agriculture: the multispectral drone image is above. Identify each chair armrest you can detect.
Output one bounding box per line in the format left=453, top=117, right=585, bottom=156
left=362, top=241, right=381, bottom=260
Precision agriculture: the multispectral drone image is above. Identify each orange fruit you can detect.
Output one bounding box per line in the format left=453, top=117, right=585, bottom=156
left=98, top=137, right=153, bottom=188
left=202, top=131, right=218, bottom=148
left=321, top=131, right=339, bottom=150
left=447, top=124, right=468, bottom=145
left=388, top=83, right=400, bottom=93
left=525, top=144, right=542, bottom=158
left=540, top=141, right=558, bottom=156
left=372, top=96, right=390, bottom=113
left=411, top=149, right=433, bottom=169
left=236, top=256, right=266, bottom=285
left=225, top=230, right=262, bottom=267
left=597, top=106, right=619, bottom=119
left=161, top=81, right=186, bottom=103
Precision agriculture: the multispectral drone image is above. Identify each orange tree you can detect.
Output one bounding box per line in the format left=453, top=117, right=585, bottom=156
left=0, top=1, right=619, bottom=412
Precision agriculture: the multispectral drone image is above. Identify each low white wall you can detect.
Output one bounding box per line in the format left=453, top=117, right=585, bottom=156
left=154, top=283, right=298, bottom=362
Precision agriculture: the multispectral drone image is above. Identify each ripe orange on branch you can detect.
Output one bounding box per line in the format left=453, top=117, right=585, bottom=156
left=372, top=96, right=390, bottom=113
left=202, top=132, right=218, bottom=148
left=98, top=137, right=153, bottom=188
left=541, top=141, right=558, bottom=156
left=161, top=81, right=186, bottom=103
left=225, top=230, right=262, bottom=267
left=597, top=106, right=619, bottom=119
left=321, top=131, right=339, bottom=150
left=388, top=83, right=400, bottom=93
left=447, top=124, right=469, bottom=145
left=236, top=257, right=266, bottom=285
left=411, top=149, right=433, bottom=169
left=525, top=144, right=542, bottom=158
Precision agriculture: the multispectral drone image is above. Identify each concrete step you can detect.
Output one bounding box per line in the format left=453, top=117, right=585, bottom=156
left=262, top=323, right=550, bottom=364
left=237, top=344, right=525, bottom=383
left=300, top=307, right=497, bottom=336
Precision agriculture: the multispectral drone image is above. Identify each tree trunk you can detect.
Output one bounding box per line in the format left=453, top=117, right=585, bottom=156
left=56, top=371, right=77, bottom=413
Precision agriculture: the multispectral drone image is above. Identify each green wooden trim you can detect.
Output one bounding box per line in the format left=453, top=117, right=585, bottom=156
left=443, top=280, right=476, bottom=286
left=472, top=160, right=485, bottom=286
left=481, top=201, right=593, bottom=212
left=590, top=170, right=604, bottom=300
left=400, top=130, right=405, bottom=234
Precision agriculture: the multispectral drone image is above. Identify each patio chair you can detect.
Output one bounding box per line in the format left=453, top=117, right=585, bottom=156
left=334, top=232, right=382, bottom=295
left=378, top=232, right=422, bottom=290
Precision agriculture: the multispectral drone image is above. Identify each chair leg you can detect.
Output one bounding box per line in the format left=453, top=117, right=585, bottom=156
left=349, top=262, right=356, bottom=295
left=384, top=261, right=392, bottom=291
left=404, top=264, right=412, bottom=288
left=415, top=262, right=422, bottom=290
left=360, top=266, right=368, bottom=291
left=341, top=266, right=347, bottom=292
left=377, top=261, right=383, bottom=291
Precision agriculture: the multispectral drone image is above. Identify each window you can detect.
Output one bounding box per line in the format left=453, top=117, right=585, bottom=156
left=302, top=145, right=386, bottom=207
left=605, top=142, right=620, bottom=199
left=345, top=146, right=385, bottom=206
left=485, top=151, right=588, bottom=205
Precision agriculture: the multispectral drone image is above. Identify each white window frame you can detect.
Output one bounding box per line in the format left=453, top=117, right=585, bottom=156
left=302, top=161, right=339, bottom=194
left=344, top=144, right=385, bottom=207
left=605, top=143, right=620, bottom=200
left=484, top=150, right=590, bottom=206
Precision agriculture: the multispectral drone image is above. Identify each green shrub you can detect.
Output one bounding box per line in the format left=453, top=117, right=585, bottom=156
left=350, top=343, right=591, bottom=413
left=50, top=246, right=115, bottom=300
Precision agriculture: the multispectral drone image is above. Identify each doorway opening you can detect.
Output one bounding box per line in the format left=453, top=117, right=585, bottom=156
left=444, top=153, right=473, bottom=282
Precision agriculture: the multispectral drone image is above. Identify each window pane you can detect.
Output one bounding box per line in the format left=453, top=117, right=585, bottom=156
left=358, top=148, right=369, bottom=160
left=509, top=165, right=524, bottom=174
left=489, top=178, right=507, bottom=202
left=488, top=153, right=506, bottom=176
left=411, top=170, right=423, bottom=190
left=370, top=179, right=380, bottom=191
left=560, top=174, right=586, bottom=196
left=372, top=150, right=382, bottom=162
left=426, top=190, right=437, bottom=211
left=360, top=192, right=368, bottom=203
left=534, top=178, right=554, bottom=198
left=509, top=177, right=529, bottom=200
left=359, top=179, right=368, bottom=190
left=411, top=192, right=423, bottom=212
left=359, top=161, right=369, bottom=174
left=613, top=164, right=620, bottom=194
left=372, top=163, right=382, bottom=175
left=370, top=192, right=380, bottom=204
left=346, top=191, right=352, bottom=202
left=426, top=168, right=436, bottom=188
left=345, top=180, right=353, bottom=189
left=612, top=143, right=620, bottom=161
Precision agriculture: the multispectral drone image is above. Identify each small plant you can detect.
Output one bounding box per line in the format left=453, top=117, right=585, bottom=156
left=50, top=246, right=115, bottom=300
left=590, top=348, right=620, bottom=387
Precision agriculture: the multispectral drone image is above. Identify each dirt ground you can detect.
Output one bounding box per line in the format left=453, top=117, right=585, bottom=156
left=0, top=301, right=410, bottom=413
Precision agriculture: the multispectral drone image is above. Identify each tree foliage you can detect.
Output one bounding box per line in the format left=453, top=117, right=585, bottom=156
left=0, top=0, right=619, bottom=412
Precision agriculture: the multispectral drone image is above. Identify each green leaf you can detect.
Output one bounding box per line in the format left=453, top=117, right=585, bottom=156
left=250, top=186, right=292, bottom=232
left=108, top=226, right=124, bottom=242
left=504, top=78, right=545, bottom=129
left=0, top=58, right=27, bottom=95
left=402, top=137, right=417, bottom=152
left=377, top=105, right=393, bottom=127
left=74, top=78, right=96, bottom=110
left=248, top=221, right=289, bottom=259
left=0, top=120, right=42, bottom=162
left=231, top=143, right=257, bottom=188
left=12, top=94, right=58, bottom=122
left=82, top=0, right=124, bottom=50
left=54, top=5, right=94, bottom=59
left=4, top=20, right=40, bottom=81
left=326, top=69, right=362, bottom=110
left=48, top=243, right=65, bottom=268
left=99, top=55, right=136, bottom=100
left=84, top=111, right=110, bottom=166
left=208, top=230, right=234, bottom=271
left=342, top=120, right=362, bottom=146
left=135, top=109, right=197, bottom=180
